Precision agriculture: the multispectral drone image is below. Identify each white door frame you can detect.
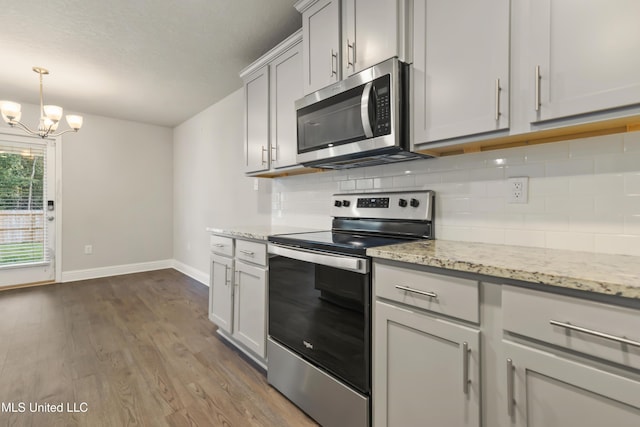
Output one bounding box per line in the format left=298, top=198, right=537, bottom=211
left=0, top=128, right=62, bottom=284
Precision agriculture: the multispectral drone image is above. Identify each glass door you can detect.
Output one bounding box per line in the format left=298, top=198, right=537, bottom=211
left=0, top=132, right=56, bottom=287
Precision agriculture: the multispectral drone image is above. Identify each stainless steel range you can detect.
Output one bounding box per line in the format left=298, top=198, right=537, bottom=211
left=267, top=190, right=435, bottom=427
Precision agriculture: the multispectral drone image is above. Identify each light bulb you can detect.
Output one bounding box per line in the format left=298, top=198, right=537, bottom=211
left=66, top=115, right=83, bottom=130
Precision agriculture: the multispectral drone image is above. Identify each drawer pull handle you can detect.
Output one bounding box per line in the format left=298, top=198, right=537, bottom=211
left=395, top=285, right=437, bottom=299
left=549, top=320, right=640, bottom=348
left=506, top=358, right=515, bottom=417
left=239, top=249, right=255, bottom=256
left=214, top=243, right=225, bottom=247
left=462, top=342, right=470, bottom=394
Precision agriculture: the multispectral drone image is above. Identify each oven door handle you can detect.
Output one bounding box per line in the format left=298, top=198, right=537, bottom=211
left=268, top=243, right=368, bottom=274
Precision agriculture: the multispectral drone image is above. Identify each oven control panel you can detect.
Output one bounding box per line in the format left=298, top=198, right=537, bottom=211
left=331, top=190, right=434, bottom=221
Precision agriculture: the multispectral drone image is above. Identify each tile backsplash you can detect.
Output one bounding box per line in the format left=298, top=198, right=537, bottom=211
left=272, top=131, right=640, bottom=256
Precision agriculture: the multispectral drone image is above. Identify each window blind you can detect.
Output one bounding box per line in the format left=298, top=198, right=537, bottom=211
left=0, top=140, right=48, bottom=267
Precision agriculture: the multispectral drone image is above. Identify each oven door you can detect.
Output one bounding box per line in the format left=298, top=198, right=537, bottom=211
left=268, top=244, right=371, bottom=394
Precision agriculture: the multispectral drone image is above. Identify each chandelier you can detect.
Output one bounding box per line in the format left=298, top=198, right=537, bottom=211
left=1, top=66, right=83, bottom=139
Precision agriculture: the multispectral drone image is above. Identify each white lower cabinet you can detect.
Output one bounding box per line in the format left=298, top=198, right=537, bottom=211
left=503, top=341, right=640, bottom=427
left=232, top=260, right=267, bottom=358
left=374, top=300, right=481, bottom=427
left=209, top=253, right=234, bottom=333
left=209, top=234, right=268, bottom=365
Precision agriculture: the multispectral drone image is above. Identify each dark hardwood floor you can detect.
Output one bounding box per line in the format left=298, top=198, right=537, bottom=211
left=0, top=269, right=318, bottom=427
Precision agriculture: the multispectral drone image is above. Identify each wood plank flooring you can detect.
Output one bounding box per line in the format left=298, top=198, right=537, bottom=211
left=0, top=269, right=318, bottom=427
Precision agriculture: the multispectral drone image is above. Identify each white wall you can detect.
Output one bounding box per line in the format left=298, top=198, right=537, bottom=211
left=173, top=89, right=271, bottom=281
left=272, top=131, right=640, bottom=257
left=11, top=102, right=174, bottom=277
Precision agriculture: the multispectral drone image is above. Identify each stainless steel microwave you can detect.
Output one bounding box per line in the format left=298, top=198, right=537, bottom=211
left=295, top=57, right=427, bottom=169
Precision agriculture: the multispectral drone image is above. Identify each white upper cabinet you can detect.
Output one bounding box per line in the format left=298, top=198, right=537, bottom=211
left=243, top=67, right=270, bottom=173
left=530, top=0, right=640, bottom=123
left=241, top=30, right=302, bottom=175
left=270, top=42, right=303, bottom=169
left=412, top=0, right=510, bottom=144
left=296, top=0, right=407, bottom=95
left=298, top=0, right=341, bottom=94
left=342, top=0, right=406, bottom=77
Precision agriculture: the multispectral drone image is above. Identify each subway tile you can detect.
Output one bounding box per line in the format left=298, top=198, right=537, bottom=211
left=624, top=215, right=640, bottom=235
left=347, top=168, right=366, bottom=180
left=545, top=158, right=594, bottom=177
left=437, top=212, right=474, bottom=227
left=568, top=213, right=624, bottom=234
left=505, top=163, right=546, bottom=178
left=524, top=141, right=569, bottom=163
left=595, top=151, right=640, bottom=174
left=467, top=166, right=505, bottom=182
left=440, top=170, right=470, bottom=184
left=392, top=174, right=416, bottom=188
left=524, top=213, right=569, bottom=231
left=468, top=181, right=487, bottom=197
left=470, top=197, right=505, bottom=213
left=569, top=173, right=624, bottom=195
left=373, top=177, right=394, bottom=189
left=484, top=147, right=527, bottom=167
left=470, top=228, right=505, bottom=245
left=504, top=196, right=546, bottom=214
left=594, top=234, right=640, bottom=256
left=439, top=197, right=472, bottom=213
left=356, top=179, right=374, bottom=190
left=339, top=180, right=356, bottom=191
left=529, top=176, right=569, bottom=197
left=381, top=159, right=426, bottom=176
left=569, top=133, right=624, bottom=158
left=486, top=180, right=506, bottom=197
left=438, top=225, right=474, bottom=241
left=624, top=172, right=640, bottom=195
left=504, top=229, right=546, bottom=248
left=623, top=130, right=640, bottom=152
left=595, top=195, right=640, bottom=215
left=545, top=231, right=595, bottom=252
left=545, top=195, right=594, bottom=214
left=437, top=182, right=472, bottom=196
left=414, top=172, right=442, bottom=186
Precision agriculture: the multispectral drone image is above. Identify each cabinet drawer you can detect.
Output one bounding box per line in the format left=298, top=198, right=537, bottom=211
left=236, top=239, right=267, bottom=266
left=503, top=285, right=640, bottom=370
left=210, top=235, right=233, bottom=256
left=374, top=262, right=479, bottom=323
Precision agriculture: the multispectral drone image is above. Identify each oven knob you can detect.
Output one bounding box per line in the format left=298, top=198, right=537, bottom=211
left=410, top=198, right=420, bottom=208
left=342, top=200, right=351, bottom=207
left=398, top=198, right=408, bottom=207
left=334, top=200, right=343, bottom=207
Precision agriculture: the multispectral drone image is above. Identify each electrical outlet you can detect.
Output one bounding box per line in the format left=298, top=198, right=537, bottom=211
left=84, top=244, right=93, bottom=255
left=507, top=177, right=529, bottom=204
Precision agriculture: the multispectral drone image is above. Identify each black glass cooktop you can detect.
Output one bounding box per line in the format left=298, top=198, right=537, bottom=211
left=268, top=230, right=414, bottom=256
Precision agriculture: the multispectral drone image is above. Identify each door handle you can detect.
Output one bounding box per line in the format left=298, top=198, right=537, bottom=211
left=360, top=81, right=374, bottom=138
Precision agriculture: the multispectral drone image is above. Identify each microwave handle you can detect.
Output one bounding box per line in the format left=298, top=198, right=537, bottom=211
left=360, top=81, right=375, bottom=138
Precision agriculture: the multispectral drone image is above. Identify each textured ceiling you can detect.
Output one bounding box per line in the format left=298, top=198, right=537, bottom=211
left=0, top=0, right=301, bottom=127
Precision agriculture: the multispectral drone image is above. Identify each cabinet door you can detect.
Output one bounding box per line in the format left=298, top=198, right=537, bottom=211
left=343, top=0, right=401, bottom=77
left=244, top=66, right=270, bottom=173
left=412, top=0, right=509, bottom=144
left=301, top=0, right=341, bottom=94
left=504, top=341, right=640, bottom=427
left=233, top=261, right=267, bottom=358
left=530, top=0, right=640, bottom=122
left=270, top=41, right=303, bottom=169
left=209, top=254, right=234, bottom=334
left=374, top=301, right=480, bottom=427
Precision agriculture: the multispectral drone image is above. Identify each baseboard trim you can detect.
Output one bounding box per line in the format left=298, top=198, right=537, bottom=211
left=172, top=260, right=209, bottom=286
left=61, top=259, right=174, bottom=283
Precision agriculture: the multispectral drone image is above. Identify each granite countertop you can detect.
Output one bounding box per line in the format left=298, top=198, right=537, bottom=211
left=206, top=225, right=323, bottom=241
left=367, top=240, right=640, bottom=300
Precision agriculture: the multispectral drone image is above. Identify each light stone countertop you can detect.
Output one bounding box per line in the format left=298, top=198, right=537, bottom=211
left=206, top=225, right=323, bottom=241
left=367, top=240, right=640, bottom=300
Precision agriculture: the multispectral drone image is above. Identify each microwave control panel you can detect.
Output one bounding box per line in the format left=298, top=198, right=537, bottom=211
left=373, top=76, right=391, bottom=136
